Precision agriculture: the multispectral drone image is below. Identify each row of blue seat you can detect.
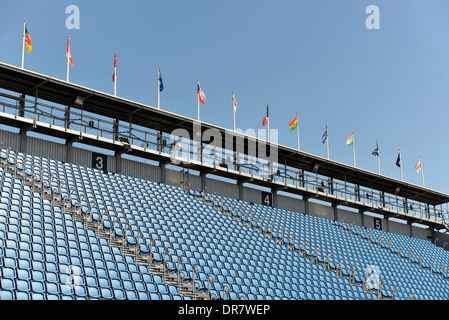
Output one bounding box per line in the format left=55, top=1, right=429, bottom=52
left=2, top=149, right=449, bottom=299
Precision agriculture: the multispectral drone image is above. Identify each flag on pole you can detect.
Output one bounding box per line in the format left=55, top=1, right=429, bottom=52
left=197, top=81, right=206, bottom=104
left=396, top=148, right=403, bottom=180
left=346, top=134, right=354, bottom=146
left=321, top=126, right=328, bottom=144
left=66, top=36, right=74, bottom=67
left=112, top=51, right=117, bottom=82
left=372, top=145, right=379, bottom=157
left=415, top=157, right=423, bottom=173
left=262, top=104, right=269, bottom=126
left=25, top=25, right=32, bottom=53
left=289, top=115, right=298, bottom=132
left=158, top=65, right=164, bottom=92
left=21, top=20, right=32, bottom=69
left=373, top=140, right=380, bottom=174
left=347, top=132, right=356, bottom=166
left=415, top=155, right=424, bottom=186
left=322, top=123, right=329, bottom=159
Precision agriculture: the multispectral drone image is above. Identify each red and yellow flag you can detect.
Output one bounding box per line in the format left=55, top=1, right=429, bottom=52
left=25, top=26, right=32, bottom=53
left=289, top=115, right=298, bottom=132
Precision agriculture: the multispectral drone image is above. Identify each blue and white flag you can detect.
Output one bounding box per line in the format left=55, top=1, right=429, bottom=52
left=372, top=144, right=379, bottom=158
left=321, top=126, right=328, bottom=144
left=158, top=65, right=164, bottom=92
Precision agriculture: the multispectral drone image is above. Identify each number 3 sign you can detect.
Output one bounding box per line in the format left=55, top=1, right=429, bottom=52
left=92, top=152, right=108, bottom=171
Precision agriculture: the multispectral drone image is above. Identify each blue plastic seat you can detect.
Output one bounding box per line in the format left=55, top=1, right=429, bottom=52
left=87, top=286, right=101, bottom=299
left=0, top=290, right=15, bottom=300
left=113, top=289, right=126, bottom=300
left=46, top=282, right=60, bottom=295
left=31, top=269, right=45, bottom=281
left=99, top=287, right=113, bottom=299
left=31, top=280, right=45, bottom=293
left=16, top=291, right=31, bottom=300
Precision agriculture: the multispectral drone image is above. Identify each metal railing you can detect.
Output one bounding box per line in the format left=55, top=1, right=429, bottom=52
left=0, top=90, right=447, bottom=226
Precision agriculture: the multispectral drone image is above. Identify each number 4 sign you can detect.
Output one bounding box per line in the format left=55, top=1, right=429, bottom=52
left=262, top=191, right=273, bottom=207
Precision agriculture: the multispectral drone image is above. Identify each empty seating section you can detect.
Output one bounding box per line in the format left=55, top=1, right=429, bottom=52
left=0, top=148, right=448, bottom=300
left=0, top=150, right=187, bottom=300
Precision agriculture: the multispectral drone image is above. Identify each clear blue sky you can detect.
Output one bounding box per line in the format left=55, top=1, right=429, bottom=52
left=1, top=0, right=449, bottom=193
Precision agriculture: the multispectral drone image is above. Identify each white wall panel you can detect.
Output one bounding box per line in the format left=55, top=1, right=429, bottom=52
left=122, top=158, right=160, bottom=181
left=204, top=178, right=239, bottom=199
left=277, top=195, right=305, bottom=214
left=27, top=136, right=66, bottom=162
left=70, top=147, right=91, bottom=168
left=0, top=130, right=20, bottom=151
left=243, top=187, right=262, bottom=204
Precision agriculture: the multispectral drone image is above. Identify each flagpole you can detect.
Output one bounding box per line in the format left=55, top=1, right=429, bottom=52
left=376, top=140, right=380, bottom=174
left=296, top=113, right=300, bottom=150
left=157, top=65, right=161, bottom=109
left=21, top=19, right=26, bottom=69
left=267, top=117, right=270, bottom=142
left=65, top=35, right=71, bottom=131
left=197, top=79, right=200, bottom=121
left=326, top=123, right=329, bottom=160
left=66, top=36, right=70, bottom=82
left=399, top=148, right=403, bottom=181
left=113, top=51, right=117, bottom=97
left=352, top=131, right=356, bottom=167
left=233, top=91, right=235, bottom=132
left=420, top=155, right=425, bottom=187
left=266, top=102, right=269, bottom=142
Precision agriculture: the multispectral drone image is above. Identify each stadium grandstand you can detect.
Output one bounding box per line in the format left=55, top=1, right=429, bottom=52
left=0, top=60, right=449, bottom=306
